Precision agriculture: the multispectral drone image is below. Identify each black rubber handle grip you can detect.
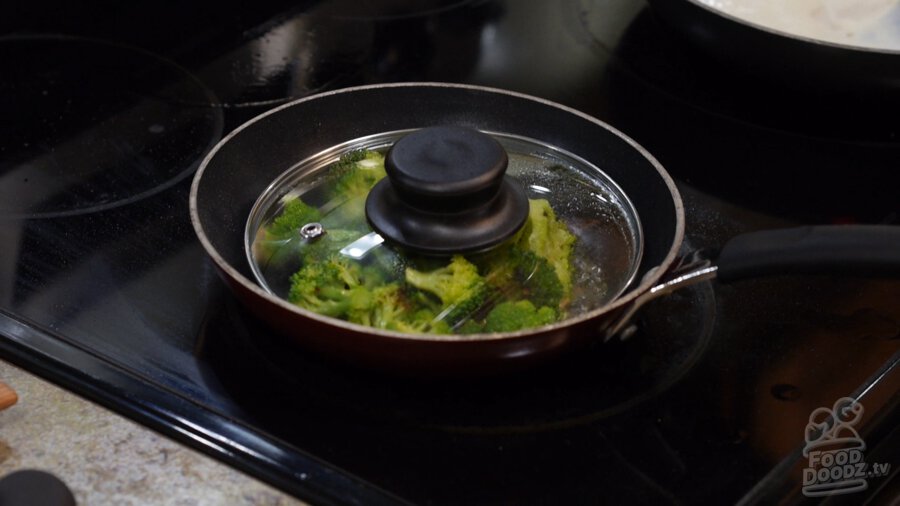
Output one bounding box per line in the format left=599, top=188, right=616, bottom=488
left=716, top=225, right=900, bottom=283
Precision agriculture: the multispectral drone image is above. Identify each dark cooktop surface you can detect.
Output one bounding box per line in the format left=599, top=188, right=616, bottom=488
left=2, top=1, right=899, bottom=504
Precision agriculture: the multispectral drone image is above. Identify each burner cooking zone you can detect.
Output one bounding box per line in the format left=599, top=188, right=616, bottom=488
left=0, top=35, right=222, bottom=218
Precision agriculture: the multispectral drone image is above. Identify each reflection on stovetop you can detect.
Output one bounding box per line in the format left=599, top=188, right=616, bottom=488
left=2, top=0, right=502, bottom=112
left=0, top=36, right=223, bottom=218
left=2, top=0, right=900, bottom=504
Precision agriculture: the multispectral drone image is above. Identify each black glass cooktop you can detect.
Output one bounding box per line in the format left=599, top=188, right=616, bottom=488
left=2, top=1, right=899, bottom=504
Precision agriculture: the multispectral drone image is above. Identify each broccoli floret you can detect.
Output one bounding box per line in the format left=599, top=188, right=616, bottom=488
left=515, top=251, right=565, bottom=309
left=254, top=197, right=324, bottom=265
left=457, top=247, right=567, bottom=333
left=278, top=188, right=575, bottom=336
left=482, top=300, right=557, bottom=333
left=481, top=247, right=565, bottom=310
left=287, top=256, right=372, bottom=318
left=299, top=229, right=362, bottom=265
left=372, top=294, right=451, bottom=335
left=364, top=284, right=408, bottom=329
left=404, top=255, right=490, bottom=326
left=267, top=197, right=322, bottom=238
left=516, top=199, right=576, bottom=292
left=405, top=255, right=483, bottom=305
left=331, top=150, right=387, bottom=200
left=455, top=319, right=485, bottom=335
left=288, top=254, right=452, bottom=334
left=322, top=150, right=387, bottom=230
left=261, top=150, right=384, bottom=241
left=440, top=288, right=490, bottom=328
left=330, top=149, right=368, bottom=173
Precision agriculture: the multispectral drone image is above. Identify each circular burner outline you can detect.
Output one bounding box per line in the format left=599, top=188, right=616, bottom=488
left=0, top=33, right=224, bottom=220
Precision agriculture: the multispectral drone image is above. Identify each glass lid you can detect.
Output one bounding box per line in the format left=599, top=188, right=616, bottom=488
left=245, top=127, right=643, bottom=335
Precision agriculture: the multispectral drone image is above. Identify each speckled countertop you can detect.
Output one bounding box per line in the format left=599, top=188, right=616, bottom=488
left=0, top=359, right=308, bottom=505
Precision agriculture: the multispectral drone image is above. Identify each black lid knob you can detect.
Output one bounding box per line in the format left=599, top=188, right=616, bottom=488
left=366, top=126, right=529, bottom=255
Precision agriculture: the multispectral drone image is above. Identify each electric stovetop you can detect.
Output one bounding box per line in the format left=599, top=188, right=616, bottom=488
left=2, top=1, right=899, bottom=504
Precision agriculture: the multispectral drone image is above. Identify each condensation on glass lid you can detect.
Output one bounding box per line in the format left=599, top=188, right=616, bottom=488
left=698, top=0, right=900, bottom=51
left=245, top=129, right=644, bottom=334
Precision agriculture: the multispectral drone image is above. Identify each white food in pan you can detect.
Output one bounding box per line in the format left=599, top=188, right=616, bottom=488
left=697, top=0, right=900, bottom=50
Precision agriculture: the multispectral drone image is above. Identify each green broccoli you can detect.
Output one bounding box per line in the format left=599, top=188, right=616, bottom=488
left=363, top=284, right=406, bottom=328
left=455, top=319, right=486, bottom=335
left=482, top=300, right=557, bottom=333
left=288, top=253, right=451, bottom=334
left=288, top=256, right=373, bottom=318
left=330, top=149, right=368, bottom=173
left=254, top=197, right=323, bottom=265
left=369, top=287, right=451, bottom=334
left=267, top=197, right=322, bottom=238
left=331, top=150, right=387, bottom=200
left=261, top=149, right=385, bottom=239
left=516, top=199, right=576, bottom=292
left=481, top=247, right=565, bottom=310
left=321, top=150, right=387, bottom=229
left=298, top=228, right=362, bottom=265
left=275, top=162, right=578, bottom=337
left=404, top=255, right=490, bottom=327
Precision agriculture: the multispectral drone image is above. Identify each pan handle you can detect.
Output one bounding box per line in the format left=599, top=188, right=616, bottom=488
left=604, top=225, right=900, bottom=340
left=716, top=225, right=900, bottom=282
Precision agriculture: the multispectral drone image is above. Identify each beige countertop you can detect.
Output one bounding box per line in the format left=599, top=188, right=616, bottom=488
left=0, top=359, right=308, bottom=505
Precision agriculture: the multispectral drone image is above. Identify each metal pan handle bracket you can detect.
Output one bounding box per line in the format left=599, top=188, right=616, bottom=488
left=603, top=224, right=900, bottom=341
left=603, top=258, right=718, bottom=341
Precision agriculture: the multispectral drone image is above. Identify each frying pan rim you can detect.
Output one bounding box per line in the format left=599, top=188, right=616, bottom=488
left=189, top=82, right=686, bottom=342
left=679, top=0, right=900, bottom=55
